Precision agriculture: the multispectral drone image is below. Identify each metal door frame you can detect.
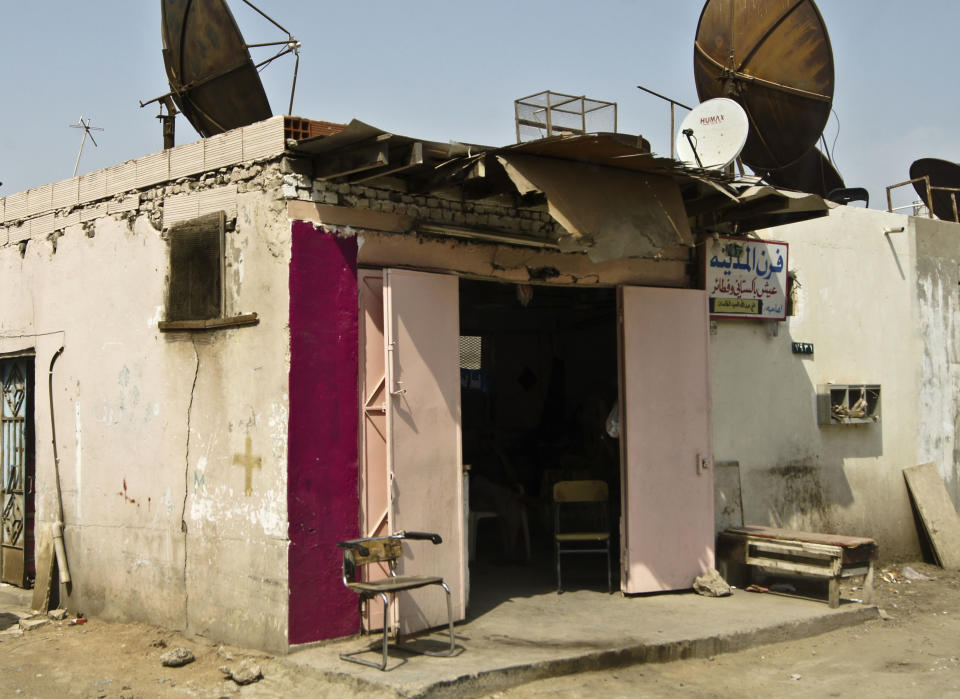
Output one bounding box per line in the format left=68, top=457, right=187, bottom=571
left=1, top=355, right=35, bottom=588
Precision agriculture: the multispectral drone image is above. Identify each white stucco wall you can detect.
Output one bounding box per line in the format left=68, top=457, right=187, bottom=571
left=0, top=180, right=293, bottom=650
left=915, top=215, right=960, bottom=505
left=710, top=205, right=937, bottom=560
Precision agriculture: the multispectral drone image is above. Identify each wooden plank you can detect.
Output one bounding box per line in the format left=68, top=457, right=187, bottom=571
left=157, top=313, right=259, bottom=332
left=903, top=463, right=960, bottom=569
left=30, top=528, right=54, bottom=613
left=714, top=461, right=743, bottom=533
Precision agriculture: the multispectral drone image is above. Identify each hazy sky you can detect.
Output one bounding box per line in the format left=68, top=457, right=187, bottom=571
left=1, top=1, right=957, bottom=212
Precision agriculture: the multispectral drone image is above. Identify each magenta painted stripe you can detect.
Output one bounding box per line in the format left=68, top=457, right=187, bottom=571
left=288, top=221, right=359, bottom=644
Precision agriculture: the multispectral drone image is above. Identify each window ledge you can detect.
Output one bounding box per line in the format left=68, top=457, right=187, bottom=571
left=158, top=313, right=259, bottom=332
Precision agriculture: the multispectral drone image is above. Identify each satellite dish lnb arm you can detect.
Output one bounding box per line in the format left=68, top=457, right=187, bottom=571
left=683, top=129, right=704, bottom=168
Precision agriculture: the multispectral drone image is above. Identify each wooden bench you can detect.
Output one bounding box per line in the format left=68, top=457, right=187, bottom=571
left=717, top=525, right=878, bottom=608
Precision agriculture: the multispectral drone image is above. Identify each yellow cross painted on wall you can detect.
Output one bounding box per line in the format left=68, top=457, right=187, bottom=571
left=233, top=435, right=262, bottom=497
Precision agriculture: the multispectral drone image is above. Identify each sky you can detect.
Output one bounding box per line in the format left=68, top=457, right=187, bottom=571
left=1, top=1, right=958, bottom=213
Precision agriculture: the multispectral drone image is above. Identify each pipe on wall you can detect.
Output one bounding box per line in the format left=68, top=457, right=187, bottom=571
left=48, top=346, right=70, bottom=585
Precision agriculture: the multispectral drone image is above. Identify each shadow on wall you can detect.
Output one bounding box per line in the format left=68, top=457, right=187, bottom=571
left=714, top=318, right=882, bottom=534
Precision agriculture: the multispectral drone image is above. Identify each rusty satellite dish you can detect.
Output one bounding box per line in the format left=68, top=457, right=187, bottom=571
left=160, top=0, right=273, bottom=138
left=910, top=158, right=960, bottom=221
left=762, top=147, right=844, bottom=198
left=694, top=0, right=835, bottom=174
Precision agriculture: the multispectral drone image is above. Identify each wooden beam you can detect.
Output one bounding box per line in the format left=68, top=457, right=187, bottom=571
left=346, top=142, right=426, bottom=184
left=314, top=135, right=392, bottom=180
left=158, top=313, right=259, bottom=332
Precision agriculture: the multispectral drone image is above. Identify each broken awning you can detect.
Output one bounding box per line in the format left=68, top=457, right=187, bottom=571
left=496, top=152, right=694, bottom=262
left=288, top=122, right=831, bottom=261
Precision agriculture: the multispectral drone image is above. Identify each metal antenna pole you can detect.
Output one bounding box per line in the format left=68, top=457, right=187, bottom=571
left=636, top=85, right=693, bottom=159
left=70, top=116, right=104, bottom=177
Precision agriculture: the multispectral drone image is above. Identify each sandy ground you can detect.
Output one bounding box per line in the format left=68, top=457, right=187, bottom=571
left=1, top=562, right=958, bottom=698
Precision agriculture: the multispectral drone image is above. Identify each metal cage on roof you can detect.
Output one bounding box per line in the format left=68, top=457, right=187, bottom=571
left=514, top=91, right=617, bottom=143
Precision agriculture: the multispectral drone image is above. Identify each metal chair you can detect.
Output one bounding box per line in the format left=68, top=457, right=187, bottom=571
left=553, top=480, right=612, bottom=593
left=337, top=531, right=456, bottom=670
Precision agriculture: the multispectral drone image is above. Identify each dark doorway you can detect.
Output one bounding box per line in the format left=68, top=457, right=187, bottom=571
left=459, top=280, right=620, bottom=611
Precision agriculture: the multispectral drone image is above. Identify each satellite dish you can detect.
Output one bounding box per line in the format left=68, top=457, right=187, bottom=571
left=693, top=0, right=835, bottom=172
left=160, top=0, right=273, bottom=138
left=675, top=98, right=748, bottom=170
left=762, top=147, right=844, bottom=198
left=910, top=158, right=960, bottom=221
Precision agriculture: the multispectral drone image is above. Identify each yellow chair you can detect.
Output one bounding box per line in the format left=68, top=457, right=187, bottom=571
left=553, top=480, right=612, bottom=593
left=337, top=531, right=456, bottom=670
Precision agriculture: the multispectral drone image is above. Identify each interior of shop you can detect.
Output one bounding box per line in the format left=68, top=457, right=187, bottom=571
left=459, top=279, right=621, bottom=610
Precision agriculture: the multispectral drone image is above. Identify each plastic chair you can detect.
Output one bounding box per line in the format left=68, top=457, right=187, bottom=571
left=337, top=531, right=456, bottom=670
left=553, top=480, right=612, bottom=593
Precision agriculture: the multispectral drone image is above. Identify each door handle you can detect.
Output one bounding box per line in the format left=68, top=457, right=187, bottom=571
left=386, top=340, right=406, bottom=396
left=696, top=453, right=710, bottom=475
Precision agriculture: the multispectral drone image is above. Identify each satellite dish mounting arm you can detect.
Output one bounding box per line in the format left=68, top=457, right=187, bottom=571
left=240, top=0, right=301, bottom=114
left=683, top=129, right=704, bottom=168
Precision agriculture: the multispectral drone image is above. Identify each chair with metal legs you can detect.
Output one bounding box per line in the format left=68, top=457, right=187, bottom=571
left=337, top=530, right=456, bottom=670
left=553, top=480, right=612, bottom=593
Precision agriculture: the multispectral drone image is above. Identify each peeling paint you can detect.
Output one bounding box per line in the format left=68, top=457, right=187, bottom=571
left=194, top=456, right=207, bottom=494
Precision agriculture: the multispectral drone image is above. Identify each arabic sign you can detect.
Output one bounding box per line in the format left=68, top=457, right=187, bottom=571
left=706, top=237, right=789, bottom=321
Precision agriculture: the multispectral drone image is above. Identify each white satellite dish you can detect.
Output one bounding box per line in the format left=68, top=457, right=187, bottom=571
left=675, top=97, right=749, bottom=170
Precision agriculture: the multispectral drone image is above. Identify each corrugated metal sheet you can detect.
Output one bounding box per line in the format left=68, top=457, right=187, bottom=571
left=170, top=141, right=205, bottom=180
left=106, top=161, right=137, bottom=197
left=4, top=192, right=28, bottom=223
left=27, top=185, right=53, bottom=217
left=0, top=227, right=7, bottom=247
left=204, top=130, right=243, bottom=170
left=80, top=203, right=108, bottom=223
left=0, top=198, right=4, bottom=224
left=78, top=170, right=107, bottom=204
left=163, top=192, right=200, bottom=229
left=136, top=151, right=170, bottom=189
left=198, top=185, right=237, bottom=219
left=243, top=116, right=285, bottom=161
left=31, top=213, right=55, bottom=240
left=107, top=194, right=139, bottom=215
left=52, top=178, right=80, bottom=209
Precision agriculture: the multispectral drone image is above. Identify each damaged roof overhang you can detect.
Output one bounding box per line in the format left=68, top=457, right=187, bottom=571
left=289, top=120, right=830, bottom=262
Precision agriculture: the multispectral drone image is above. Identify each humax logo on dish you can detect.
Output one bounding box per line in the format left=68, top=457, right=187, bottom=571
left=700, top=114, right=726, bottom=126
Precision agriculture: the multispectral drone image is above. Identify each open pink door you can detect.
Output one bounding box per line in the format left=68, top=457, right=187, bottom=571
left=384, top=269, right=465, bottom=634
left=619, top=286, right=714, bottom=593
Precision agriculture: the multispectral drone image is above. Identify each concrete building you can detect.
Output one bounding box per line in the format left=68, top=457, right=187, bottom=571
left=0, top=115, right=956, bottom=652
left=711, top=207, right=960, bottom=560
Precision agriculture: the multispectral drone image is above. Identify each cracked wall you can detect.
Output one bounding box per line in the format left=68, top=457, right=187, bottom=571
left=0, top=166, right=294, bottom=651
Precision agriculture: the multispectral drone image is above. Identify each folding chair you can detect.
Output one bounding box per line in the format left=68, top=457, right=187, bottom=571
left=553, top=480, right=612, bottom=593
left=337, top=530, right=456, bottom=670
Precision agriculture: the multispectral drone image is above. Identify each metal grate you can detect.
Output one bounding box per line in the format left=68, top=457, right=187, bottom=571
left=459, top=336, right=482, bottom=370
left=515, top=90, right=617, bottom=143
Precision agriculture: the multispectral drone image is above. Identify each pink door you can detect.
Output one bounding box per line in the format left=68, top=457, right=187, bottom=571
left=384, top=269, right=466, bottom=634
left=358, top=269, right=390, bottom=631
left=619, top=286, right=714, bottom=593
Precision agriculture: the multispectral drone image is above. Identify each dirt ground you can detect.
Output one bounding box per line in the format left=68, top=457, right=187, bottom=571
left=499, top=561, right=960, bottom=699
left=1, top=562, right=959, bottom=698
